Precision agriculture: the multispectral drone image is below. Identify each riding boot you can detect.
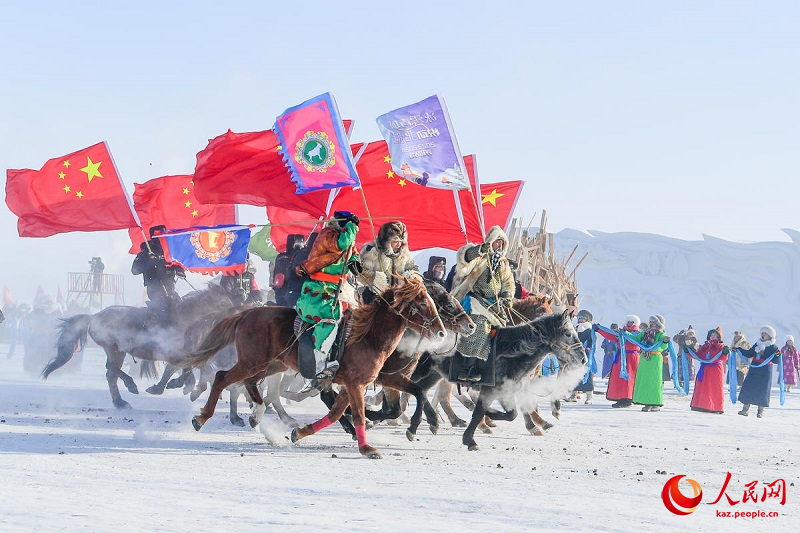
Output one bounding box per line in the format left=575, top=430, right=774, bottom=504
left=458, top=357, right=481, bottom=382
left=738, top=404, right=750, bottom=417
left=756, top=406, right=765, bottom=418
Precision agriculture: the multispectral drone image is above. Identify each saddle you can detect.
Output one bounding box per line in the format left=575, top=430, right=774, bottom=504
left=294, top=310, right=353, bottom=379
left=449, top=333, right=497, bottom=387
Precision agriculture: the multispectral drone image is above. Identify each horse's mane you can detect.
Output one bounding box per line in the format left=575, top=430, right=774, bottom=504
left=495, top=310, right=572, bottom=356
left=179, top=283, right=231, bottom=309
left=513, top=294, right=553, bottom=319
left=348, top=278, right=428, bottom=345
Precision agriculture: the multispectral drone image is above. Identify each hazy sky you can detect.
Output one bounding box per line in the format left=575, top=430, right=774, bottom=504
left=2, top=1, right=799, bottom=304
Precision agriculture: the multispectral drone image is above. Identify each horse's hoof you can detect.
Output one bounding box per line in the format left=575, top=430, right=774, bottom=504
left=386, top=419, right=399, bottom=426
left=230, top=416, right=246, bottom=427
left=145, top=386, right=162, bottom=395
left=406, top=429, right=416, bottom=442
left=189, top=390, right=201, bottom=402
left=114, top=401, right=132, bottom=409
left=191, top=418, right=203, bottom=432
left=530, top=427, right=546, bottom=436
left=166, top=379, right=181, bottom=389
left=542, top=422, right=554, bottom=431
left=248, top=416, right=259, bottom=429
left=480, top=427, right=493, bottom=435
left=552, top=412, right=561, bottom=420
left=290, top=428, right=300, bottom=443
left=361, top=446, right=382, bottom=459
left=429, top=424, right=439, bottom=435
left=467, top=444, right=480, bottom=451
left=128, top=386, right=139, bottom=395
left=484, top=418, right=497, bottom=428
left=452, top=418, right=467, bottom=428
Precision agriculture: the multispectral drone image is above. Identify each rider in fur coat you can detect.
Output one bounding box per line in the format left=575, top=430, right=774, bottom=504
left=357, top=221, right=421, bottom=303
left=451, top=225, right=516, bottom=382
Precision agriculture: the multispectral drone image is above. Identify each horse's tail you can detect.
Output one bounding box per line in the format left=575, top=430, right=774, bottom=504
left=178, top=312, right=246, bottom=370
left=42, top=314, right=91, bottom=379
left=139, top=360, right=159, bottom=380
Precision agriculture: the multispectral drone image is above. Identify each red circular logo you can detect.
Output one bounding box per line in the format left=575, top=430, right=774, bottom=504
left=661, top=475, right=703, bottom=515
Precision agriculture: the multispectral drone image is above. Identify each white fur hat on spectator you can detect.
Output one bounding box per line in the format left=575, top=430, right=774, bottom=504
left=786, top=335, right=795, bottom=343
left=624, top=314, right=640, bottom=326
left=760, top=325, right=776, bottom=340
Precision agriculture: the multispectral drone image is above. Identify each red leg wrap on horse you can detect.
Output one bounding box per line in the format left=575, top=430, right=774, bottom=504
left=311, top=417, right=333, bottom=433
left=355, top=424, right=368, bottom=448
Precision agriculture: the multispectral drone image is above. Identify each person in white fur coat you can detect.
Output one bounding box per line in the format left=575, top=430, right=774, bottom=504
left=357, top=221, right=421, bottom=304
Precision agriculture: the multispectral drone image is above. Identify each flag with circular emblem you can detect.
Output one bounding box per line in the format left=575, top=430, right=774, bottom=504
left=159, top=224, right=253, bottom=275
left=5, top=142, right=138, bottom=237
left=274, top=93, right=360, bottom=194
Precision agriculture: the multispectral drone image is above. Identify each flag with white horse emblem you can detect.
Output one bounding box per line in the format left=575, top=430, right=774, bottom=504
left=376, top=94, right=470, bottom=190
left=159, top=224, right=253, bottom=275
left=274, top=92, right=360, bottom=194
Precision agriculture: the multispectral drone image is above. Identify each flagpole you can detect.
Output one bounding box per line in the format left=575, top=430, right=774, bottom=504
left=358, top=187, right=378, bottom=243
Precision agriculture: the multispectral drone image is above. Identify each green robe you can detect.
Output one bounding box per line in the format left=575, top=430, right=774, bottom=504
left=295, top=222, right=359, bottom=351
left=630, top=330, right=669, bottom=406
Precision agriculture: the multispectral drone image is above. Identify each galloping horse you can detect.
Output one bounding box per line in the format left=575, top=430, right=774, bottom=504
left=371, top=295, right=553, bottom=430
left=182, top=277, right=445, bottom=459
left=312, top=279, right=476, bottom=441
left=42, top=285, right=236, bottom=409
left=458, top=311, right=586, bottom=450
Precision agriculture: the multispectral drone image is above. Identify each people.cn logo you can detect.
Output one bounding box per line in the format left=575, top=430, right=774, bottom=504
left=662, top=475, right=703, bottom=515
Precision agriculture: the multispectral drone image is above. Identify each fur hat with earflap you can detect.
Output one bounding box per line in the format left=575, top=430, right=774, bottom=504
left=707, top=327, right=723, bottom=341
left=577, top=309, right=593, bottom=322
left=376, top=221, right=408, bottom=257
left=649, top=314, right=666, bottom=331
left=760, top=325, right=776, bottom=340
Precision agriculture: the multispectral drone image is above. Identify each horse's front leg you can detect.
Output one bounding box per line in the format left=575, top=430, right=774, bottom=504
left=346, top=384, right=382, bottom=459
left=226, top=384, right=246, bottom=427
left=146, top=362, right=177, bottom=395
left=105, top=349, right=131, bottom=409
left=116, top=368, right=139, bottom=395
left=381, top=375, right=439, bottom=440
left=435, top=380, right=467, bottom=427
left=463, top=393, right=489, bottom=451
left=291, top=385, right=352, bottom=444
left=484, top=397, right=517, bottom=422
left=264, top=373, right=299, bottom=428
left=318, top=387, right=356, bottom=438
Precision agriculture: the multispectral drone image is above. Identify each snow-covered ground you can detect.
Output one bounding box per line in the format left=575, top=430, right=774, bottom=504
left=1, top=343, right=796, bottom=532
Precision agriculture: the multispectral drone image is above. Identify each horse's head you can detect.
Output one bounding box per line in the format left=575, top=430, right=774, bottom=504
left=422, top=279, right=475, bottom=336
left=390, top=277, right=447, bottom=339
left=504, top=310, right=586, bottom=370
left=511, top=294, right=553, bottom=323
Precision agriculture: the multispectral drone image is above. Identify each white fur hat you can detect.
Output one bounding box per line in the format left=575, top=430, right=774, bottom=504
left=760, top=325, right=776, bottom=340
left=649, top=315, right=666, bottom=331
left=786, top=335, right=795, bottom=343
left=624, top=314, right=640, bottom=326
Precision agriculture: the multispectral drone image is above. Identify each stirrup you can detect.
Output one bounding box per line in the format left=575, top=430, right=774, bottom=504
left=299, top=378, right=321, bottom=394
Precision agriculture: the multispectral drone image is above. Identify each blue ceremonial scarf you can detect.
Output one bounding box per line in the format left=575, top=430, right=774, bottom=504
left=728, top=348, right=785, bottom=406
left=685, top=344, right=725, bottom=383
left=580, top=329, right=598, bottom=384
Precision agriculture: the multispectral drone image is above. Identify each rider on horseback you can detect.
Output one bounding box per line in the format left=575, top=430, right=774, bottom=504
left=294, top=211, right=361, bottom=392
left=220, top=254, right=259, bottom=305
left=450, top=226, right=516, bottom=382
left=131, top=225, right=185, bottom=327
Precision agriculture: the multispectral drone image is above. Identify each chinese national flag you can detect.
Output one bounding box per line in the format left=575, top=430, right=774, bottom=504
left=6, top=142, right=138, bottom=237
left=128, top=175, right=237, bottom=253
left=477, top=180, right=524, bottom=232
left=330, top=141, right=480, bottom=251
left=192, top=129, right=331, bottom=217
left=265, top=206, right=324, bottom=252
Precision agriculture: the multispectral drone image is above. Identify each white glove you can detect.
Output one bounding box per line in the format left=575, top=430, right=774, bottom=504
left=372, top=271, right=389, bottom=294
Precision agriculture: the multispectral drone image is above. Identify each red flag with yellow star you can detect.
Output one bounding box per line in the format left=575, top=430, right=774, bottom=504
left=5, top=142, right=138, bottom=237
left=476, top=180, right=524, bottom=232
left=330, top=141, right=483, bottom=251
left=128, top=175, right=236, bottom=253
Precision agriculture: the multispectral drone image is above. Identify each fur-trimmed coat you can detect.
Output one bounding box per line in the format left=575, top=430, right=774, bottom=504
left=358, top=221, right=420, bottom=294
left=450, top=225, right=515, bottom=303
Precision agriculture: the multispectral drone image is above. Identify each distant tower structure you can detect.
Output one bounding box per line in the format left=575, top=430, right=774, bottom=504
left=66, top=257, right=124, bottom=311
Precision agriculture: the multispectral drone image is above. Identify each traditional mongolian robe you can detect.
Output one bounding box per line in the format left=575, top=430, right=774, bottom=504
left=573, top=323, right=594, bottom=393
left=690, top=340, right=728, bottom=413
left=630, top=330, right=669, bottom=407
left=597, top=325, right=640, bottom=402
left=781, top=344, right=799, bottom=386
left=295, top=221, right=359, bottom=351
left=737, top=343, right=780, bottom=408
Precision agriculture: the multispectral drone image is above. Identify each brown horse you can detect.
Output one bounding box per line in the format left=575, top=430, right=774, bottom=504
left=182, top=277, right=445, bottom=458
